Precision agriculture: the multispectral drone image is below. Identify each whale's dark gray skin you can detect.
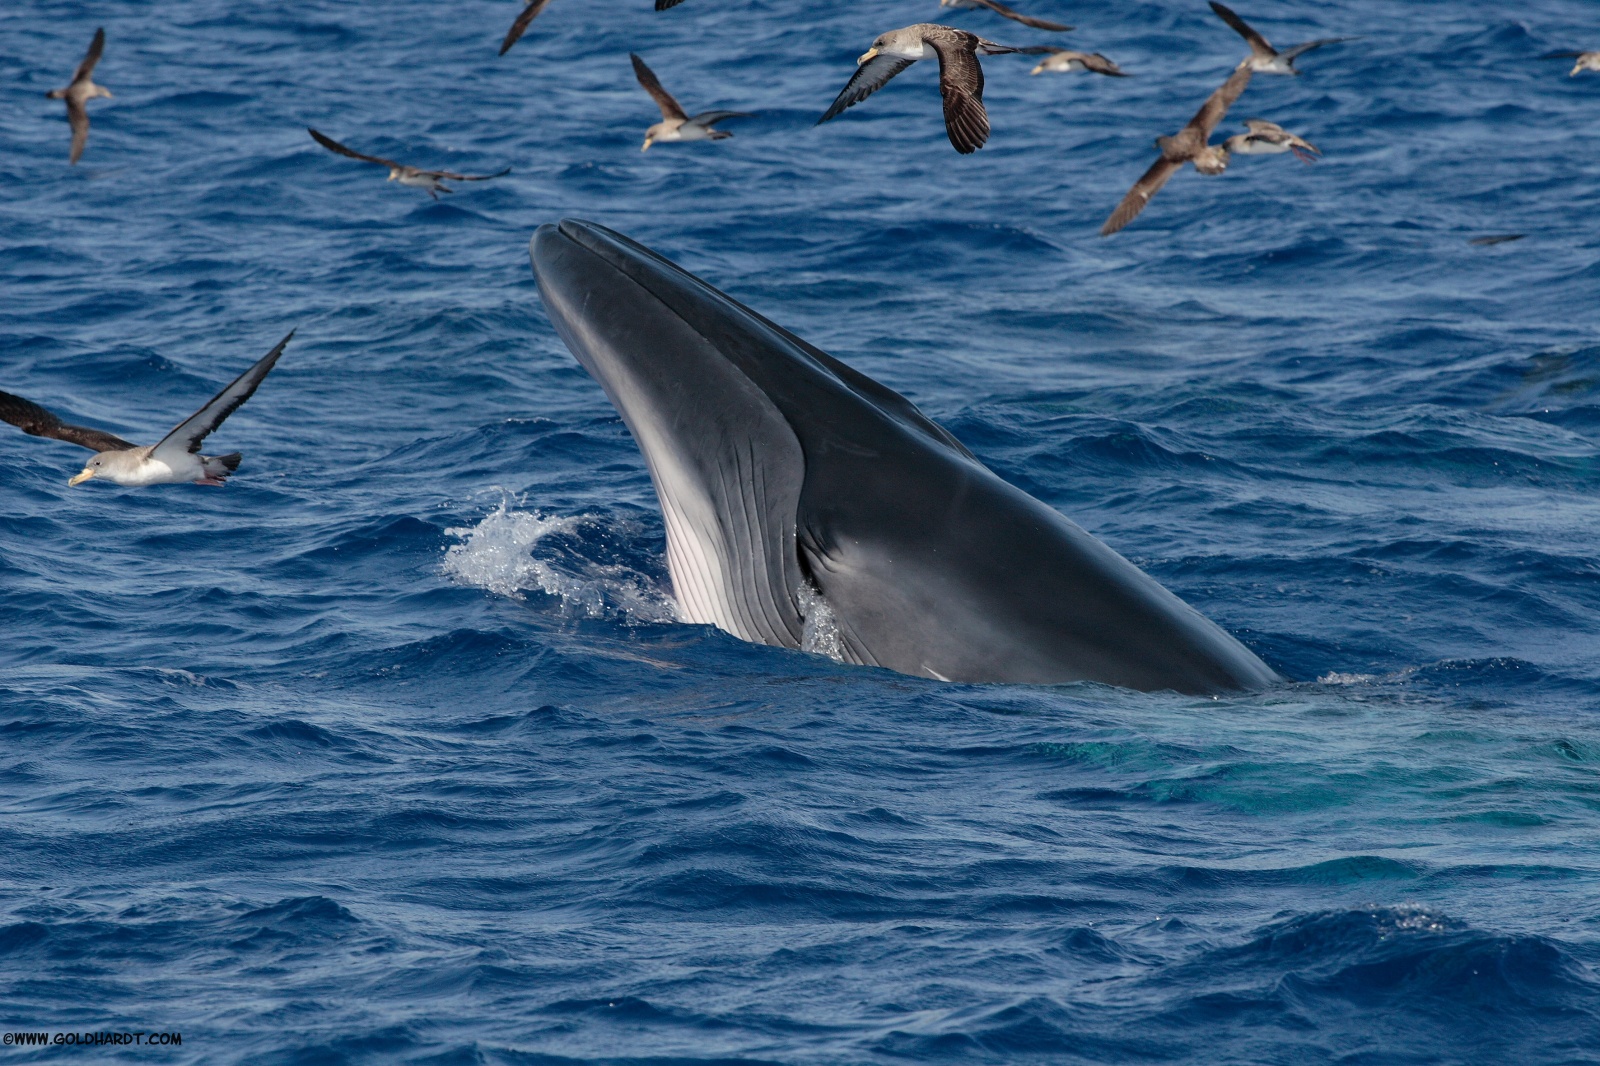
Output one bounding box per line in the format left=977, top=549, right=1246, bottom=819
left=530, top=219, right=1280, bottom=694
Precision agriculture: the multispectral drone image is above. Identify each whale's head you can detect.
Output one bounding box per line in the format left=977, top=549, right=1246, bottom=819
left=529, top=220, right=1281, bottom=693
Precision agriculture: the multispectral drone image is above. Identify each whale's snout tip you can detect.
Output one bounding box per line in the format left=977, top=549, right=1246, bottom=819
left=531, top=218, right=636, bottom=277
left=556, top=218, right=597, bottom=242
left=530, top=220, right=572, bottom=269
left=554, top=218, right=632, bottom=260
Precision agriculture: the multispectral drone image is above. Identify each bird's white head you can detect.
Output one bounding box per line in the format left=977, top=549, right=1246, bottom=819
left=864, top=28, right=926, bottom=63
left=68, top=454, right=108, bottom=487
left=68, top=450, right=142, bottom=487
left=860, top=29, right=905, bottom=64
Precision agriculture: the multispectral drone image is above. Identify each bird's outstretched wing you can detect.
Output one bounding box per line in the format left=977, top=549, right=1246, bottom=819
left=1279, top=36, right=1358, bottom=62
left=67, top=99, right=91, bottom=164
left=151, top=332, right=293, bottom=462
left=428, top=167, right=512, bottom=182
left=1188, top=64, right=1253, bottom=139
left=74, top=27, right=106, bottom=83
left=1025, top=50, right=1126, bottom=75
left=632, top=53, right=689, bottom=121
left=0, top=390, right=134, bottom=453
left=1077, top=52, right=1129, bottom=75
left=928, top=35, right=992, bottom=153
left=1101, top=157, right=1183, bottom=236
left=500, top=0, right=556, bottom=55
left=1209, top=2, right=1276, bottom=58
left=965, top=0, right=1072, bottom=32
left=688, top=110, right=753, bottom=128
left=308, top=129, right=399, bottom=169
left=817, top=53, right=917, bottom=125
left=1540, top=51, right=1588, bottom=59
left=656, top=0, right=688, bottom=8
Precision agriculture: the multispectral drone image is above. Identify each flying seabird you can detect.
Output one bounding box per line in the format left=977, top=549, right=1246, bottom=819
left=631, top=54, right=751, bottom=150
left=307, top=129, right=509, bottom=199
left=47, top=27, right=112, bottom=165
left=499, top=0, right=556, bottom=55
left=1223, top=118, right=1318, bottom=162
left=1018, top=47, right=1128, bottom=76
left=1209, top=2, right=1355, bottom=75
left=1100, top=64, right=1254, bottom=236
left=938, top=0, right=1073, bottom=33
left=0, top=332, right=293, bottom=488
left=818, top=24, right=1020, bottom=154
left=504, top=0, right=690, bottom=52
left=1541, top=50, right=1600, bottom=76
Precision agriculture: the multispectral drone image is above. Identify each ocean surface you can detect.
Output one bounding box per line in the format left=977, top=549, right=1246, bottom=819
left=3, top=0, right=1599, bottom=1061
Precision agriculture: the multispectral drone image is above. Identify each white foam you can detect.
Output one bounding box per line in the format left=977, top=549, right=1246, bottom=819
left=442, top=500, right=676, bottom=623
left=1318, top=671, right=1378, bottom=685
left=797, top=583, right=847, bottom=663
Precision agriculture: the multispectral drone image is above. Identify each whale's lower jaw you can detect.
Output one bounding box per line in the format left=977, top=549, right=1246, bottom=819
left=532, top=219, right=809, bottom=652
left=530, top=220, right=1280, bottom=694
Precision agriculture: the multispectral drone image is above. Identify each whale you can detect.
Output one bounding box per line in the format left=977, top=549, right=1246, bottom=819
left=529, top=219, right=1280, bottom=694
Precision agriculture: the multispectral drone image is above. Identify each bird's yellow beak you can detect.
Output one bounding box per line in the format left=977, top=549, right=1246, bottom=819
left=68, top=469, right=94, bottom=487
left=641, top=138, right=653, bottom=152
left=858, top=48, right=879, bottom=65
left=386, top=172, right=396, bottom=181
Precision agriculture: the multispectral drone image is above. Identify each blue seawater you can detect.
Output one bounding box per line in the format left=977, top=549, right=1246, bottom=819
left=2, top=0, right=1599, bottom=1062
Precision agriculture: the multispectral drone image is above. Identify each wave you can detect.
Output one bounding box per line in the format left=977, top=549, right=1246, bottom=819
left=442, top=498, right=675, bottom=624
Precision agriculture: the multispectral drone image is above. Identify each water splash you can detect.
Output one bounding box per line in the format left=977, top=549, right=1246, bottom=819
left=442, top=501, right=675, bottom=623
left=1319, top=671, right=1379, bottom=685
left=798, top=582, right=846, bottom=663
